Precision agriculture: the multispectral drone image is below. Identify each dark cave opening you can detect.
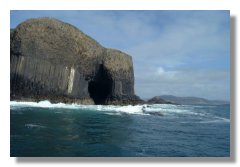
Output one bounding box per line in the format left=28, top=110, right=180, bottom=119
left=88, top=65, right=112, bottom=105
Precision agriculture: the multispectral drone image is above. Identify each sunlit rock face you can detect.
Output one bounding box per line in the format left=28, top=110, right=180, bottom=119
left=10, top=18, right=142, bottom=105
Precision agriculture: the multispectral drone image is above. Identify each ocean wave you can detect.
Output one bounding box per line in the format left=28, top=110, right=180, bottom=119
left=10, top=100, right=145, bottom=114
left=198, top=119, right=230, bottom=124
left=25, top=124, right=46, bottom=129
left=181, top=116, right=230, bottom=124
left=11, top=101, right=230, bottom=124
left=10, top=101, right=170, bottom=115
left=10, top=100, right=80, bottom=109
left=10, top=100, right=217, bottom=118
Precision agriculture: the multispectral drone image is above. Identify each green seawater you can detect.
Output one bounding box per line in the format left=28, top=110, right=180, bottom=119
left=10, top=102, right=230, bottom=157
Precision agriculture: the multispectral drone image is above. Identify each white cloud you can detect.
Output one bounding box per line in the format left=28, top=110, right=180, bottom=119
left=135, top=70, right=230, bottom=100
left=156, top=67, right=165, bottom=75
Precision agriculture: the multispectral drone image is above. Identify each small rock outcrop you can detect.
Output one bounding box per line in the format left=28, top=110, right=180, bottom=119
left=147, top=96, right=174, bottom=104
left=10, top=18, right=142, bottom=105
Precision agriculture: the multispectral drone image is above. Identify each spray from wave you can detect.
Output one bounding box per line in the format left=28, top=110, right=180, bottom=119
left=10, top=100, right=184, bottom=116
left=10, top=101, right=230, bottom=123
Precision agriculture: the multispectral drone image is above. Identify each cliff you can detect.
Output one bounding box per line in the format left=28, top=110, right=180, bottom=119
left=10, top=18, right=142, bottom=105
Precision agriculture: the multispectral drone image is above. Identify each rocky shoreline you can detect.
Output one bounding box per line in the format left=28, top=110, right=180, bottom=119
left=11, top=94, right=144, bottom=106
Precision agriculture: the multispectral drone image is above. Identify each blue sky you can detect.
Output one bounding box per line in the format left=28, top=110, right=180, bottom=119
left=11, top=10, right=230, bottom=100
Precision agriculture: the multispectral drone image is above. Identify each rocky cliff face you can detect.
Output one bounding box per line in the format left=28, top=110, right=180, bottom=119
left=10, top=18, right=142, bottom=105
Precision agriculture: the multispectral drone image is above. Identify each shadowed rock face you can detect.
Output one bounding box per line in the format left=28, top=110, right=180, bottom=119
left=10, top=18, right=142, bottom=105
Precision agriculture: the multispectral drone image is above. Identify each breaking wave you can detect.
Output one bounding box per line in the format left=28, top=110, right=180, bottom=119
left=10, top=101, right=189, bottom=115
left=10, top=100, right=80, bottom=109
left=25, top=124, right=46, bottom=129
left=10, top=100, right=144, bottom=114
left=10, top=101, right=230, bottom=123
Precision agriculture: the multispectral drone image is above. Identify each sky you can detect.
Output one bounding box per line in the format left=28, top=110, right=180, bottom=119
left=10, top=10, right=230, bottom=100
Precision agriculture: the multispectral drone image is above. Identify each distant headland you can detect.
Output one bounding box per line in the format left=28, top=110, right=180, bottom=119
left=147, top=95, right=229, bottom=105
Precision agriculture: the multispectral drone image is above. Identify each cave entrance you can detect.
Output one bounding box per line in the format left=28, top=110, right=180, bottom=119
left=88, top=65, right=112, bottom=105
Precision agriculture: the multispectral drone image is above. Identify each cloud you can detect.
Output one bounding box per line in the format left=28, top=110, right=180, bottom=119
left=127, top=11, right=230, bottom=70
left=135, top=69, right=230, bottom=100
left=156, top=67, right=165, bottom=75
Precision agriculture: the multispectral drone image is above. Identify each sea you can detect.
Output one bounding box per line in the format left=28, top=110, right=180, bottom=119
left=10, top=101, right=230, bottom=157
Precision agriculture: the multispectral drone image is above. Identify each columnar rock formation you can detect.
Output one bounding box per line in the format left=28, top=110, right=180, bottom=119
left=10, top=18, right=142, bottom=105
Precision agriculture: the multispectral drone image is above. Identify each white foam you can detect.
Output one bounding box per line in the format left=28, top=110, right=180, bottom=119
left=10, top=101, right=154, bottom=115
left=25, top=124, right=46, bottom=129
left=10, top=101, right=193, bottom=115
left=146, top=104, right=198, bottom=116
left=10, top=101, right=226, bottom=120
left=199, top=119, right=230, bottom=124
left=10, top=100, right=81, bottom=109
left=213, top=116, right=230, bottom=123
left=88, top=104, right=147, bottom=115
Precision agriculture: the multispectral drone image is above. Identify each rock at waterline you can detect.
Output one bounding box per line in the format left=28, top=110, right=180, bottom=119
left=147, top=96, right=175, bottom=104
left=142, top=105, right=164, bottom=116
